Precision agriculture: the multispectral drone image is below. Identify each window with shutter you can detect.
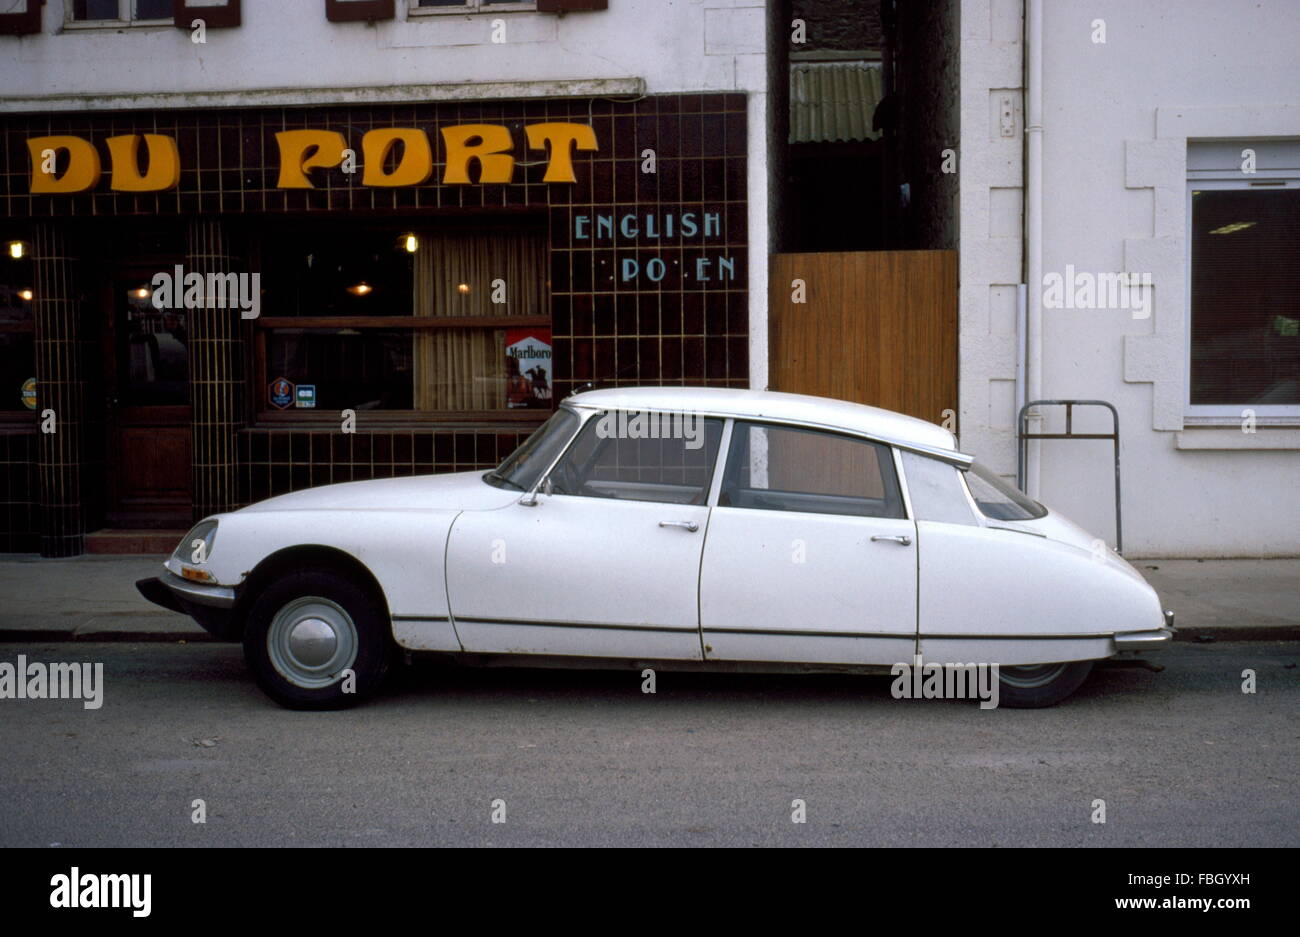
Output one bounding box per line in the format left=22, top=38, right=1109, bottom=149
left=0, top=0, right=42, bottom=36
left=326, top=0, right=395, bottom=22
left=172, top=0, right=240, bottom=29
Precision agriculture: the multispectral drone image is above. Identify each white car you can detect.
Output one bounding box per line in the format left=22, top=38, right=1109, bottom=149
left=138, top=387, right=1174, bottom=709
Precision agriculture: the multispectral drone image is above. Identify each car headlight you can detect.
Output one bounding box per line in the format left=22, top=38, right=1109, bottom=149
left=172, top=520, right=219, bottom=581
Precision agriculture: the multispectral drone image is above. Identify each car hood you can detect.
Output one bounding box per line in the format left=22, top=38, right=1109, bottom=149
left=236, top=470, right=520, bottom=514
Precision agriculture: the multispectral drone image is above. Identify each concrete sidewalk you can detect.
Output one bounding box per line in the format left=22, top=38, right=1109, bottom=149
left=0, top=553, right=1296, bottom=643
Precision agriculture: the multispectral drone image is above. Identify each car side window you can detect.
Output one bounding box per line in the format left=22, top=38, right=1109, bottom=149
left=899, top=450, right=977, bottom=525
left=719, top=422, right=906, bottom=519
left=547, top=411, right=724, bottom=505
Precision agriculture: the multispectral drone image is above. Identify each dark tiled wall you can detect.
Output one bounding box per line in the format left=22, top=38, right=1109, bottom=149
left=238, top=428, right=533, bottom=506
left=1, top=92, right=749, bottom=538
left=0, top=431, right=38, bottom=552
left=188, top=219, right=246, bottom=517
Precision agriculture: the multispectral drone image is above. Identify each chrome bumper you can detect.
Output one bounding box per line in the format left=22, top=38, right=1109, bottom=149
left=158, top=569, right=236, bottom=609
left=1113, top=611, right=1176, bottom=652
left=137, top=570, right=241, bottom=641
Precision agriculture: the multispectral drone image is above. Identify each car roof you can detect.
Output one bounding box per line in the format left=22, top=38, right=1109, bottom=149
left=566, top=386, right=963, bottom=457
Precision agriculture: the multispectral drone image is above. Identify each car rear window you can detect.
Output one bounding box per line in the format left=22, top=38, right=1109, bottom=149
left=963, top=462, right=1048, bottom=521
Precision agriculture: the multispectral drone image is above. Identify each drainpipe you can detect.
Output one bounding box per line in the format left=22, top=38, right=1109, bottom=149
left=1024, top=0, right=1044, bottom=497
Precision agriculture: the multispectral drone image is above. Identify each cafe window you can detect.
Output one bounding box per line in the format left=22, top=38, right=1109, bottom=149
left=68, top=0, right=174, bottom=23
left=0, top=236, right=35, bottom=420
left=255, top=225, right=550, bottom=421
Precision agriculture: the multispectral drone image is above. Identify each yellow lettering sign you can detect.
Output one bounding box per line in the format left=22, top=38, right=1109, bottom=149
left=440, top=124, right=515, bottom=185
left=27, top=122, right=599, bottom=194
left=361, top=128, right=434, bottom=188
left=274, top=130, right=347, bottom=189
left=525, top=122, right=599, bottom=183
left=28, top=136, right=101, bottom=194
left=106, top=134, right=181, bottom=192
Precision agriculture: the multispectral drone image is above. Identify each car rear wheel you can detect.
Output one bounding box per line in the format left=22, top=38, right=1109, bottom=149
left=997, top=660, right=1094, bottom=708
left=243, top=569, right=392, bottom=709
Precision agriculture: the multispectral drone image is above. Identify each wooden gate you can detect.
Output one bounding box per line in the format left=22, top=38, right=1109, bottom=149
left=768, top=250, right=958, bottom=429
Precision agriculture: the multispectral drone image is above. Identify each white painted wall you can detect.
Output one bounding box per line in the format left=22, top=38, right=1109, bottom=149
left=961, top=0, right=1300, bottom=557
left=0, top=0, right=772, bottom=389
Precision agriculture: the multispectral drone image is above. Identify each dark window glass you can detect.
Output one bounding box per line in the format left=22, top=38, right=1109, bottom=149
left=72, top=0, right=119, bottom=20
left=266, top=328, right=414, bottom=412
left=121, top=287, right=188, bottom=406
left=135, top=0, right=173, bottom=19
left=1190, top=187, right=1300, bottom=405
left=549, top=411, right=724, bottom=504
left=720, top=422, right=906, bottom=519
left=260, top=230, right=414, bottom=320
left=0, top=333, right=35, bottom=414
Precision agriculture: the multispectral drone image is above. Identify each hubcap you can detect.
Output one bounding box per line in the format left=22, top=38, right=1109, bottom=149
left=999, top=663, right=1068, bottom=689
left=267, top=596, right=358, bottom=689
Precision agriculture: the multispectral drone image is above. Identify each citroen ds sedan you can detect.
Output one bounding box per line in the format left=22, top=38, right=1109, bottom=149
left=137, top=387, right=1174, bottom=709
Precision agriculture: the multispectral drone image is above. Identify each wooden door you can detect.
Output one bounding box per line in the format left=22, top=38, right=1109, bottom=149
left=768, top=250, right=958, bottom=429
left=103, top=272, right=192, bottom=527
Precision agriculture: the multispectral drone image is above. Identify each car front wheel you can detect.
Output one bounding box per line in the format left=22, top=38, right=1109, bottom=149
left=243, top=569, right=392, bottom=709
left=997, top=660, right=1094, bottom=708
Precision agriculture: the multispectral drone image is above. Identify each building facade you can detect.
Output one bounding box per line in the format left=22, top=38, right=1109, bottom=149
left=2, top=0, right=1296, bottom=560
left=0, top=0, right=772, bottom=556
left=957, top=0, right=1300, bottom=557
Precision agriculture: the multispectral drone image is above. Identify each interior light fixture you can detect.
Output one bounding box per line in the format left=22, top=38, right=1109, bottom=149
left=7, top=241, right=26, bottom=260
left=347, top=282, right=373, bottom=296
left=1208, top=222, right=1256, bottom=235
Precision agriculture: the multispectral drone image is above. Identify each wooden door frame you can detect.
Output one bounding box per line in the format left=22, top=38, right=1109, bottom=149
left=100, top=263, right=193, bottom=528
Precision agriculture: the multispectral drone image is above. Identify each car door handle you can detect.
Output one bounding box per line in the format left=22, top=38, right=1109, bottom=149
left=659, top=520, right=700, bottom=532
left=871, top=534, right=912, bottom=545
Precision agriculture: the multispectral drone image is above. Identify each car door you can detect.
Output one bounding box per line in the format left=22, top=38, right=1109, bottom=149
left=446, top=411, right=724, bottom=660
left=699, top=421, right=917, bottom=665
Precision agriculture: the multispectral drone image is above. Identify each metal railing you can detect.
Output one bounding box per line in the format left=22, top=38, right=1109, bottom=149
left=1017, top=399, right=1122, bottom=554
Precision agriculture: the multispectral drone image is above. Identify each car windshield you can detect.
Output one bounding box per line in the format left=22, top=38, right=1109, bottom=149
left=963, top=461, right=1048, bottom=521
left=485, top=407, right=581, bottom=492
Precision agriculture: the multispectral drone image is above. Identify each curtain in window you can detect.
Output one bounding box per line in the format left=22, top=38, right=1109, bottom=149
left=412, top=231, right=546, bottom=411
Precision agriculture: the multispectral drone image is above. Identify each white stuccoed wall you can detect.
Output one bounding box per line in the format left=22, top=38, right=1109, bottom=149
left=957, top=0, right=1024, bottom=486
left=961, top=0, right=1300, bottom=557
left=0, top=0, right=772, bottom=390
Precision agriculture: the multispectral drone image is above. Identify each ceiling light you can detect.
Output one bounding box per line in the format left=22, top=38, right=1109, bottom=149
left=1208, top=222, right=1256, bottom=235
left=347, top=282, right=373, bottom=296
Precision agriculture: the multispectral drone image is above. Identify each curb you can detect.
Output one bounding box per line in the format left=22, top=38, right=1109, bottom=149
left=0, top=630, right=215, bottom=643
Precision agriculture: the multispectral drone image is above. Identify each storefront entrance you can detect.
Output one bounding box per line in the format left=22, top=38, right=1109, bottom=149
left=101, top=267, right=192, bottom=528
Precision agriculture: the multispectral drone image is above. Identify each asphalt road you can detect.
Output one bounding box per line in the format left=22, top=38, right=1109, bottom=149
left=1, top=641, right=1295, bottom=847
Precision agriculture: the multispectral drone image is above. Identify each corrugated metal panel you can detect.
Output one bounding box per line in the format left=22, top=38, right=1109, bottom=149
left=789, top=61, right=884, bottom=144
